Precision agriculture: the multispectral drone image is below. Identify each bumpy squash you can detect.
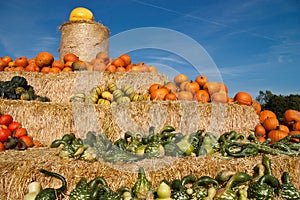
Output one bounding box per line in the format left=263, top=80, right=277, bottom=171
left=69, top=7, right=94, bottom=22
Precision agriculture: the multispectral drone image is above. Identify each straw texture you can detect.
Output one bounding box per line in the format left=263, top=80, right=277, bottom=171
left=59, top=20, right=109, bottom=62
left=0, top=148, right=298, bottom=199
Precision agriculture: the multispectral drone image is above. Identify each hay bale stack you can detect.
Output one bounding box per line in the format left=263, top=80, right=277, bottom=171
left=0, top=71, right=169, bottom=103
left=0, top=148, right=299, bottom=199
left=0, top=99, right=259, bottom=145
left=59, top=21, right=109, bottom=62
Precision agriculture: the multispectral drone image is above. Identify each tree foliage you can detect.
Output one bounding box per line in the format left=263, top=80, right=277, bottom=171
left=256, top=90, right=300, bottom=121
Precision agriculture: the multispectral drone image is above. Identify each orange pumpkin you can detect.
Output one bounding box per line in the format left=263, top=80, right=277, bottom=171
left=257, top=136, right=266, bottom=143
left=292, top=121, right=300, bottom=131
left=259, top=110, right=277, bottom=124
left=164, top=82, right=178, bottom=93
left=176, top=91, right=193, bottom=101
left=194, top=90, right=210, bottom=102
left=210, top=92, right=228, bottom=103
left=150, top=87, right=169, bottom=100
left=203, top=82, right=228, bottom=94
left=174, top=74, right=188, bottom=85
left=164, top=92, right=177, bottom=101
left=278, top=124, right=290, bottom=133
left=288, top=131, right=300, bottom=143
left=284, top=109, right=300, bottom=124
left=195, top=75, right=208, bottom=87
left=263, top=117, right=279, bottom=131
left=267, top=130, right=288, bottom=144
left=149, top=83, right=163, bottom=94
left=119, top=54, right=131, bottom=66
left=234, top=92, right=252, bottom=106
left=251, top=100, right=261, bottom=114
left=254, top=124, right=266, bottom=137
left=184, top=81, right=200, bottom=94
left=35, top=52, right=54, bottom=67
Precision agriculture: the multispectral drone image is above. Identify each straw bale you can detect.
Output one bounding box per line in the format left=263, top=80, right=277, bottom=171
left=0, top=71, right=169, bottom=103
left=59, top=20, right=109, bottom=62
left=0, top=98, right=259, bottom=145
left=0, top=148, right=298, bottom=199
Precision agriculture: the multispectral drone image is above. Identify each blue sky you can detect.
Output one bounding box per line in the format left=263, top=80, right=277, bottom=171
left=0, top=0, right=299, bottom=98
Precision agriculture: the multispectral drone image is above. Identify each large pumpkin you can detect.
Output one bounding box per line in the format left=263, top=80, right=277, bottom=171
left=234, top=92, right=252, bottom=106
left=262, top=117, right=279, bottom=131
left=203, top=82, right=228, bottom=94
left=69, top=7, right=94, bottom=22
left=267, top=130, right=288, bottom=144
left=259, top=110, right=277, bottom=124
left=284, top=109, right=300, bottom=124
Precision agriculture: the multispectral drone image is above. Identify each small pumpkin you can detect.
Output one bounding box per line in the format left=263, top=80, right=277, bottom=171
left=278, top=124, right=290, bottom=133
left=288, top=131, right=300, bottom=143
left=149, top=83, right=163, bottom=94
left=72, top=61, right=88, bottom=71
left=263, top=117, right=279, bottom=131
left=184, top=81, right=200, bottom=94
left=251, top=100, right=261, bottom=114
left=234, top=91, right=252, bottom=106
left=164, top=82, right=177, bottom=93
left=254, top=124, right=266, bottom=137
left=150, top=87, right=169, bottom=100
left=173, top=74, right=188, bottom=85
left=164, top=92, right=177, bottom=101
left=194, top=90, right=210, bottom=102
left=292, top=121, right=300, bottom=131
left=267, top=130, right=288, bottom=144
left=69, top=7, right=94, bottom=21
left=210, top=92, right=228, bottom=103
left=259, top=110, right=277, bottom=124
left=203, top=82, right=228, bottom=94
left=176, top=91, right=193, bottom=101
left=284, top=109, right=300, bottom=124
left=195, top=75, right=208, bottom=87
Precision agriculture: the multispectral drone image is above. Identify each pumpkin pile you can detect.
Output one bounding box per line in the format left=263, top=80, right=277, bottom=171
left=0, top=113, right=43, bottom=151
left=255, top=109, right=300, bottom=143
left=147, top=73, right=258, bottom=109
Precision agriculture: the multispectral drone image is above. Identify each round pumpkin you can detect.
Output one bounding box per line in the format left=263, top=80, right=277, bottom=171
left=195, top=75, right=208, bottom=87
left=69, top=7, right=94, bottom=21
left=267, top=130, right=288, bottom=144
left=263, top=117, right=279, bottom=131
left=164, top=92, right=177, bottom=101
left=254, top=124, right=266, bottom=137
left=72, top=61, right=88, bottom=71
left=278, top=124, right=290, bottom=133
left=184, top=81, right=200, bottom=94
left=119, top=54, right=131, bottom=66
left=35, top=52, right=54, bottom=67
left=176, top=91, right=193, bottom=101
left=288, top=131, right=300, bottom=143
left=173, top=74, right=188, bottom=85
left=210, top=92, right=228, bottom=103
left=150, top=87, right=169, bottom=100
left=149, top=83, right=163, bottom=94
left=203, top=82, right=228, bottom=94
left=251, top=100, right=261, bottom=114
left=234, top=92, right=252, bottom=106
left=259, top=110, right=277, bottom=124
left=164, top=82, right=177, bottom=93
left=284, top=109, right=300, bottom=124
left=194, top=90, right=210, bottom=102
left=292, top=121, right=300, bottom=131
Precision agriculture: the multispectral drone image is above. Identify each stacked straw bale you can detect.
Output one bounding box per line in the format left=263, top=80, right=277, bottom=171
left=0, top=71, right=169, bottom=103
left=59, top=20, right=109, bottom=62
left=0, top=148, right=299, bottom=199
left=0, top=99, right=259, bottom=145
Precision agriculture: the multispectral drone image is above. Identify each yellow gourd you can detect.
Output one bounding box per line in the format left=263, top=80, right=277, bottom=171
left=69, top=7, right=94, bottom=22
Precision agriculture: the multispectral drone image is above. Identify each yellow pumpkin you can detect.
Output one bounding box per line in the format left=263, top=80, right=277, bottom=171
left=69, top=7, right=94, bottom=22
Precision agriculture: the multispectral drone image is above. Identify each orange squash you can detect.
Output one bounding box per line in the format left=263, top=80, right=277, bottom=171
left=254, top=124, right=266, bottom=137
left=251, top=100, right=261, bottom=114
left=292, top=121, right=300, bottom=131
left=288, top=131, right=300, bottom=143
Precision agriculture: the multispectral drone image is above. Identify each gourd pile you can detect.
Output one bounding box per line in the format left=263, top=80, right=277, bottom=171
left=25, top=154, right=300, bottom=200
left=50, top=126, right=300, bottom=163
